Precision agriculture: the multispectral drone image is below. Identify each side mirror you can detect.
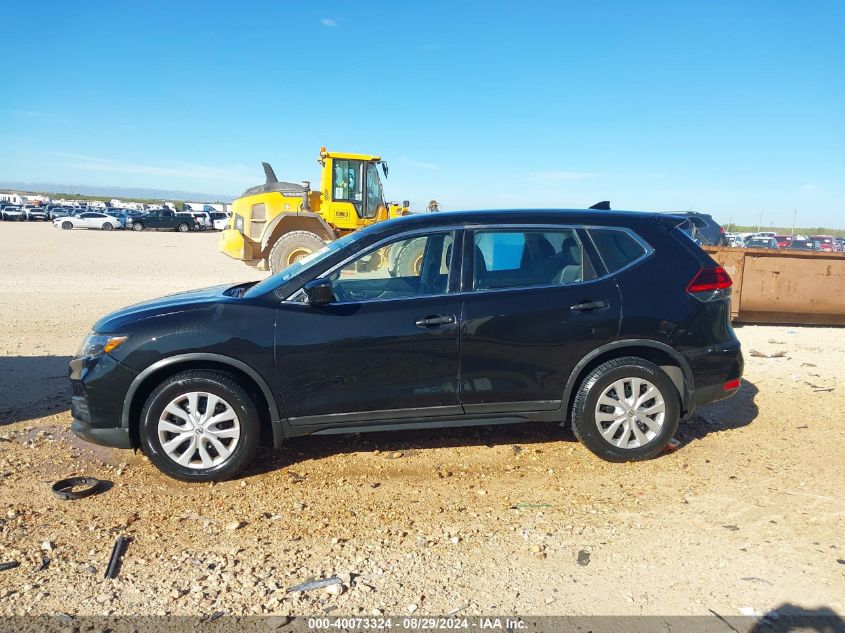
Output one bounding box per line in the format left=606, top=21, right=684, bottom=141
left=303, top=278, right=334, bottom=306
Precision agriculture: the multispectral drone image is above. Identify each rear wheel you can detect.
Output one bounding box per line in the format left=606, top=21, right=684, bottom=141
left=61, top=221, right=72, bottom=230
left=133, top=223, right=144, bottom=231
left=139, top=370, right=261, bottom=482
left=177, top=223, right=189, bottom=232
left=102, top=222, right=113, bottom=231
left=268, top=230, right=326, bottom=274
left=571, top=357, right=680, bottom=462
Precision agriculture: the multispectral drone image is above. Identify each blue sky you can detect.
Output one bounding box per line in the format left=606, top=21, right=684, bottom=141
left=1, top=1, right=843, bottom=226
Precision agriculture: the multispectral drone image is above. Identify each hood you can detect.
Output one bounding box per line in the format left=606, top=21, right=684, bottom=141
left=92, top=284, right=239, bottom=332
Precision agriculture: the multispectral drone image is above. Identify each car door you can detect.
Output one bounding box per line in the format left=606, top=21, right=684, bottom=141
left=274, top=229, right=464, bottom=426
left=77, top=213, right=95, bottom=228
left=459, top=225, right=622, bottom=413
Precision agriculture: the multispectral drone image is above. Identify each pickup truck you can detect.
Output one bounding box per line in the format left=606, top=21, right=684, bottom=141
left=125, top=210, right=200, bottom=232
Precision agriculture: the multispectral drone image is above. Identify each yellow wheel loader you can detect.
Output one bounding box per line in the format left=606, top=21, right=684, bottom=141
left=219, top=148, right=410, bottom=273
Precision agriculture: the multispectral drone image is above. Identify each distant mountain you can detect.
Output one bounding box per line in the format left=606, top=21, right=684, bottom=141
left=0, top=181, right=236, bottom=202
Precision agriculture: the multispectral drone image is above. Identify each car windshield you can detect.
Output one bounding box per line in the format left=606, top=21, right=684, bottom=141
left=244, top=231, right=364, bottom=298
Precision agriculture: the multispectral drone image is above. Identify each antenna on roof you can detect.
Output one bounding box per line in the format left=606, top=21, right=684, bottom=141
left=589, top=201, right=611, bottom=210
left=262, top=162, right=279, bottom=185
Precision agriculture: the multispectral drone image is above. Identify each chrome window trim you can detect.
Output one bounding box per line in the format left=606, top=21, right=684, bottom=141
left=283, top=225, right=464, bottom=303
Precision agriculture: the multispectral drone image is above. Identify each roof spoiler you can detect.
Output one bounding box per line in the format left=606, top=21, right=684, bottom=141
left=589, top=201, right=611, bottom=210
left=262, top=162, right=279, bottom=185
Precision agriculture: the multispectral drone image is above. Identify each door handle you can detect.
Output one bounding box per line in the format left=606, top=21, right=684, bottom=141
left=415, top=314, right=456, bottom=328
left=570, top=300, right=609, bottom=312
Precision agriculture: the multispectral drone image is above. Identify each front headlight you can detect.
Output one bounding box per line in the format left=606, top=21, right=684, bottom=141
left=77, top=334, right=128, bottom=358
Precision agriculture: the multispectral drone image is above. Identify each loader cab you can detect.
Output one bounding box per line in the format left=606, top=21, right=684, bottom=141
left=321, top=149, right=386, bottom=225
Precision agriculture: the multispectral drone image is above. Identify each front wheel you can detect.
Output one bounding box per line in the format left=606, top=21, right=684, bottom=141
left=267, top=230, right=326, bottom=274
left=139, top=370, right=261, bottom=482
left=177, top=223, right=189, bottom=232
left=571, top=357, right=680, bottom=462
left=61, top=221, right=72, bottom=230
left=132, top=223, right=144, bottom=231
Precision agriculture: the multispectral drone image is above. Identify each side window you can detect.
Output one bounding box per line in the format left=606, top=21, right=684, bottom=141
left=587, top=228, right=648, bottom=273
left=327, top=232, right=454, bottom=302
left=472, top=229, right=592, bottom=290
left=333, top=159, right=363, bottom=203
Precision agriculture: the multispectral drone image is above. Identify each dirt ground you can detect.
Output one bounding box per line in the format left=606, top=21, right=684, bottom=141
left=0, top=222, right=843, bottom=620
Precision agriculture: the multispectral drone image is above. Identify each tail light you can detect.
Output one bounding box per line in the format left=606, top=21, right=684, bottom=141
left=687, top=267, right=732, bottom=293
left=723, top=378, right=741, bottom=391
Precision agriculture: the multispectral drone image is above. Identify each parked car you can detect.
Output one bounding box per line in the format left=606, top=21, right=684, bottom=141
left=23, top=205, right=49, bottom=221
left=1, top=205, right=24, bottom=221
left=209, top=212, right=230, bottom=231
left=125, top=209, right=199, bottom=232
left=666, top=212, right=728, bottom=246
left=773, top=235, right=794, bottom=248
left=184, top=211, right=211, bottom=229
left=835, top=238, right=845, bottom=253
left=744, top=237, right=778, bottom=249
left=69, top=208, right=743, bottom=481
left=787, top=240, right=821, bottom=251
left=114, top=210, right=144, bottom=228
left=53, top=211, right=121, bottom=230
left=809, top=235, right=836, bottom=252
left=48, top=207, right=75, bottom=220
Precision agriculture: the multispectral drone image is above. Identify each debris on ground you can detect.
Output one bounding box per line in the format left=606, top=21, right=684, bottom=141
left=104, top=535, right=128, bottom=579
left=287, top=576, right=343, bottom=593
left=577, top=550, right=591, bottom=566
left=0, top=561, right=20, bottom=572
left=662, top=437, right=681, bottom=453
left=749, top=349, right=787, bottom=358
left=805, top=382, right=834, bottom=392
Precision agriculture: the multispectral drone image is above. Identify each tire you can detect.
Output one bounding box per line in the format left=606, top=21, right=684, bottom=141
left=133, top=223, right=144, bottom=231
left=61, top=221, right=72, bottom=230
left=268, top=230, right=326, bottom=274
left=102, top=222, right=113, bottom=231
left=390, top=237, right=426, bottom=277
left=177, top=223, right=189, bottom=232
left=139, top=370, right=261, bottom=482
left=570, top=356, right=680, bottom=462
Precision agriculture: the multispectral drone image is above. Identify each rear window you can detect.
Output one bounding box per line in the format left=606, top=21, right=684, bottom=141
left=587, top=228, right=648, bottom=273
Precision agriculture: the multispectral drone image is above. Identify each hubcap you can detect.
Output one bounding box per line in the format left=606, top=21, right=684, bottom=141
left=594, top=377, right=666, bottom=449
left=157, top=391, right=241, bottom=469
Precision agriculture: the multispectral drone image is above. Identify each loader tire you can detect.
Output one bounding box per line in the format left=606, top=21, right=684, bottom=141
left=268, top=231, right=326, bottom=274
left=390, top=237, right=426, bottom=277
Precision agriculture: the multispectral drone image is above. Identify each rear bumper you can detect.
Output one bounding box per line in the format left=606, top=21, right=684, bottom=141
left=71, top=418, right=132, bottom=449
left=685, top=339, right=743, bottom=414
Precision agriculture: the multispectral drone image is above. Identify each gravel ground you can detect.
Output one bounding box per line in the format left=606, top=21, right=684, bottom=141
left=0, top=222, right=843, bottom=619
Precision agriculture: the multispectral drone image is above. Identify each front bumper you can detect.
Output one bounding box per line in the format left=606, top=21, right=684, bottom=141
left=69, top=352, right=138, bottom=448
left=71, top=418, right=132, bottom=448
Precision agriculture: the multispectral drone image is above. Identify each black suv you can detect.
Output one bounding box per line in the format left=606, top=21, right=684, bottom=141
left=70, top=209, right=743, bottom=481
